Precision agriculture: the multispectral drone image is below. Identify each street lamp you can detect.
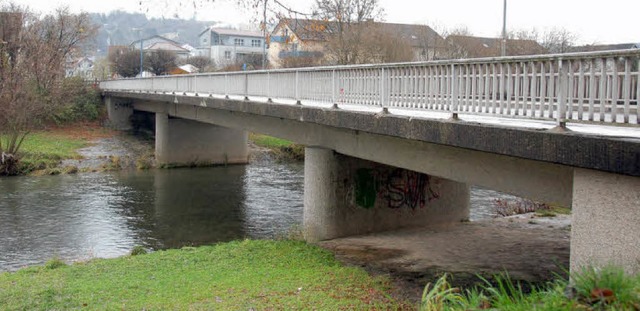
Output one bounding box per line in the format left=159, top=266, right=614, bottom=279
left=501, top=0, right=507, bottom=56
left=133, top=28, right=144, bottom=77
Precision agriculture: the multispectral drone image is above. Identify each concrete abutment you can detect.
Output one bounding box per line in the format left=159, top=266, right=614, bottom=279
left=105, top=96, right=133, bottom=130
left=154, top=112, right=248, bottom=166
left=303, top=147, right=470, bottom=242
left=571, top=168, right=640, bottom=274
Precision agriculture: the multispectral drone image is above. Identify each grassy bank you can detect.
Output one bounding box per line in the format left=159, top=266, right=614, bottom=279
left=422, top=268, right=640, bottom=310
left=249, top=133, right=305, bottom=161
left=4, top=123, right=115, bottom=176
left=0, top=240, right=411, bottom=309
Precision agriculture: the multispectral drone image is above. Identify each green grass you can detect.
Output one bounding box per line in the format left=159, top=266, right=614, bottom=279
left=4, top=132, right=88, bottom=175
left=249, top=133, right=305, bottom=162
left=0, top=240, right=411, bottom=310
left=420, top=267, right=640, bottom=310
left=249, top=133, right=294, bottom=148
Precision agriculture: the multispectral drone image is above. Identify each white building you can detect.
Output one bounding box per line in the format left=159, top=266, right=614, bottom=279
left=198, top=27, right=265, bottom=69
left=130, top=35, right=191, bottom=59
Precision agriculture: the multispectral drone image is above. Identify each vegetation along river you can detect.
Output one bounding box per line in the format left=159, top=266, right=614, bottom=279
left=0, top=158, right=516, bottom=271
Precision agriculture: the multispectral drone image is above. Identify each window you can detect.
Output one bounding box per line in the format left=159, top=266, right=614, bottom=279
left=251, top=39, right=261, bottom=47
left=234, top=38, right=244, bottom=46
left=224, top=51, right=231, bottom=59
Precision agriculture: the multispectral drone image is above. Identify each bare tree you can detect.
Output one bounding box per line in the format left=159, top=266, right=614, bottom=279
left=358, top=23, right=413, bottom=63
left=144, top=50, right=177, bottom=75
left=312, top=0, right=385, bottom=65
left=109, top=48, right=142, bottom=78
left=185, top=55, right=214, bottom=72
left=540, top=27, right=578, bottom=54
left=0, top=6, right=97, bottom=175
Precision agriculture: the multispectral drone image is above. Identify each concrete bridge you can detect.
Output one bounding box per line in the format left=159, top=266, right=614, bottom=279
left=101, top=49, right=640, bottom=274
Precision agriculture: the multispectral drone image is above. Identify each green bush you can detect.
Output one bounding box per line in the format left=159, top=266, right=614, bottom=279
left=52, top=77, right=103, bottom=124
left=130, top=246, right=148, bottom=256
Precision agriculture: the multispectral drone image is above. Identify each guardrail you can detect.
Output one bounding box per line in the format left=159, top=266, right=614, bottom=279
left=101, top=49, right=640, bottom=125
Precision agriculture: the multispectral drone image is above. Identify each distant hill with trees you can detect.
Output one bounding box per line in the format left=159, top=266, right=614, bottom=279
left=90, top=11, right=217, bottom=55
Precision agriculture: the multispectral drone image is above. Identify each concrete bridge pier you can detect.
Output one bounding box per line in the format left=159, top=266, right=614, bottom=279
left=571, top=169, right=640, bottom=274
left=155, top=112, right=248, bottom=166
left=303, top=147, right=470, bottom=242
left=105, top=96, right=133, bottom=130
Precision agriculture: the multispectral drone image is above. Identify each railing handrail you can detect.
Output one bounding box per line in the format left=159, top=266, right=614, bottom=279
left=102, top=49, right=640, bottom=126
left=106, top=49, right=640, bottom=81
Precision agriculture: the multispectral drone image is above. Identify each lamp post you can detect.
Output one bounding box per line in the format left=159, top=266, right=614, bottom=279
left=261, top=0, right=267, bottom=69
left=501, top=0, right=507, bottom=57
left=133, top=28, right=144, bottom=77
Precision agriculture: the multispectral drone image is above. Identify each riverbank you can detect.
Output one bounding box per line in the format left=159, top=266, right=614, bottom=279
left=5, top=125, right=303, bottom=177
left=1, top=239, right=637, bottom=310
left=0, top=240, right=412, bottom=309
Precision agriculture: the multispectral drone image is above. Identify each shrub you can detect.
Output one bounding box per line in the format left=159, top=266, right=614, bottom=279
left=130, top=246, right=148, bottom=256
left=52, top=77, right=103, bottom=125
left=44, top=258, right=67, bottom=270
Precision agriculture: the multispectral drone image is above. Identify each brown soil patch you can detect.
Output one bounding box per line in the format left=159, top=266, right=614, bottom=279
left=44, top=121, right=118, bottom=140
left=319, top=214, right=571, bottom=305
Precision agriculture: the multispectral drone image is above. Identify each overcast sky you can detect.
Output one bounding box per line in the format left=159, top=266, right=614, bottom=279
left=19, top=0, right=640, bottom=45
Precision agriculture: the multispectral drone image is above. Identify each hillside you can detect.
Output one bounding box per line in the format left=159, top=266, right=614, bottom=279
left=90, top=11, right=218, bottom=55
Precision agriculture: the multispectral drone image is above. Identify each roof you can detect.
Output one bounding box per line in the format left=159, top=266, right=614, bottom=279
left=146, top=41, right=190, bottom=53
left=201, top=27, right=263, bottom=38
left=446, top=35, right=547, bottom=58
left=375, top=22, right=445, bottom=49
left=272, top=18, right=445, bottom=48
left=272, top=19, right=333, bottom=42
left=130, top=35, right=181, bottom=48
left=570, top=43, right=640, bottom=53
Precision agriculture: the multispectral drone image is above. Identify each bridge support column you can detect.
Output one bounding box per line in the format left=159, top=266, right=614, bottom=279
left=155, top=113, right=248, bottom=166
left=105, top=96, right=133, bottom=130
left=303, top=147, right=470, bottom=242
left=571, top=168, right=640, bottom=274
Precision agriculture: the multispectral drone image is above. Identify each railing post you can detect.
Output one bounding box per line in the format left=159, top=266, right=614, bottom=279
left=194, top=75, right=198, bottom=96
left=557, top=58, right=568, bottom=128
left=380, top=67, right=388, bottom=113
left=224, top=74, right=229, bottom=99
left=173, top=77, right=178, bottom=95
left=331, top=69, right=338, bottom=108
left=244, top=73, right=249, bottom=100
left=295, top=71, right=301, bottom=105
left=267, top=72, right=272, bottom=102
left=451, top=63, right=459, bottom=119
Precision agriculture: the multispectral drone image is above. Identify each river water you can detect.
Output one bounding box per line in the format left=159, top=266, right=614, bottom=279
left=0, top=160, right=516, bottom=271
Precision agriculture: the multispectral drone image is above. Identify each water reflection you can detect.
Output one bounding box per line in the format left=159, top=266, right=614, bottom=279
left=0, top=162, right=304, bottom=271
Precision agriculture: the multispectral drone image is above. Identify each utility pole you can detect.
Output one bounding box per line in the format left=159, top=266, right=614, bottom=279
left=501, top=0, right=507, bottom=57
left=140, top=38, right=144, bottom=76
left=262, top=0, right=267, bottom=69
left=133, top=28, right=145, bottom=77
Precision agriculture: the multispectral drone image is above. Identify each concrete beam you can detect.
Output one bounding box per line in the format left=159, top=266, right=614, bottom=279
left=571, top=168, right=640, bottom=274
left=107, top=92, right=640, bottom=177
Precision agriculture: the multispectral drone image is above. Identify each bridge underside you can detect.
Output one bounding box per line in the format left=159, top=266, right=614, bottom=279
left=105, top=93, right=640, bottom=274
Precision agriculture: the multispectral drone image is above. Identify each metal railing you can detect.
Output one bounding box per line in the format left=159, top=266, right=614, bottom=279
left=101, top=49, right=640, bottom=125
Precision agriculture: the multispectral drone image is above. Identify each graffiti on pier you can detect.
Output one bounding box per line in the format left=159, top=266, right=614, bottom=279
left=354, top=167, right=439, bottom=210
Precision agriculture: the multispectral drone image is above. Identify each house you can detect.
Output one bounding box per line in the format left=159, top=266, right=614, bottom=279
left=268, top=18, right=445, bottom=68
left=65, top=57, right=95, bottom=79
left=130, top=35, right=190, bottom=59
left=374, top=22, right=445, bottom=61
left=197, top=27, right=265, bottom=68
left=444, top=35, right=547, bottom=59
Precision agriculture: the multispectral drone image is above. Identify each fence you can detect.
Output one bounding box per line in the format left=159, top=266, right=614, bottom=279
left=101, top=49, right=640, bottom=125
